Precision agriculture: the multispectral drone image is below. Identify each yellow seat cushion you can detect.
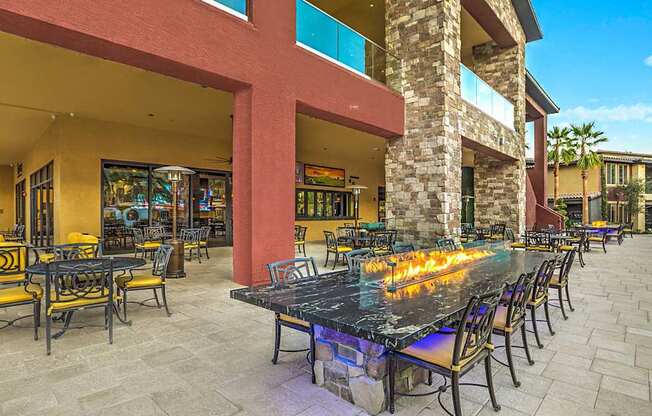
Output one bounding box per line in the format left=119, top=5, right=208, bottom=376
left=336, top=246, right=352, bottom=253
left=0, top=284, right=43, bottom=304
left=279, top=313, right=310, bottom=328
left=136, top=242, right=161, bottom=249
left=588, top=237, right=603, bottom=242
left=528, top=294, right=547, bottom=307
left=493, top=305, right=509, bottom=331
left=559, top=245, right=574, bottom=251
left=199, top=241, right=208, bottom=247
left=549, top=275, right=566, bottom=287
left=527, top=246, right=552, bottom=252
left=38, top=252, right=56, bottom=263
left=510, top=242, right=526, bottom=249
left=48, top=289, right=116, bottom=314
left=185, top=243, right=199, bottom=249
left=400, top=331, right=484, bottom=371
left=294, top=240, right=305, bottom=245
left=116, top=274, right=163, bottom=289
left=0, top=273, right=26, bottom=284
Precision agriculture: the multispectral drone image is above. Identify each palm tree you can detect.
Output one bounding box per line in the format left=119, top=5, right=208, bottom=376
left=547, top=126, right=575, bottom=206
left=571, top=122, right=608, bottom=224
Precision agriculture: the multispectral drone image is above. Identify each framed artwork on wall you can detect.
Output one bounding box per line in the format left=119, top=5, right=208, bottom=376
left=304, top=164, right=345, bottom=188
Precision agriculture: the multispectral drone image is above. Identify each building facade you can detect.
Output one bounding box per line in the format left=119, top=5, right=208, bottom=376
left=0, top=0, right=557, bottom=285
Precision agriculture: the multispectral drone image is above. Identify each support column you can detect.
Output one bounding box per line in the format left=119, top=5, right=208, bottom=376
left=233, top=86, right=295, bottom=286
left=532, top=115, right=548, bottom=205
left=385, top=0, right=462, bottom=246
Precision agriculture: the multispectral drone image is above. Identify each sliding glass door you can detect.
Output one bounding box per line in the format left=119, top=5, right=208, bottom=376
left=30, top=162, right=54, bottom=247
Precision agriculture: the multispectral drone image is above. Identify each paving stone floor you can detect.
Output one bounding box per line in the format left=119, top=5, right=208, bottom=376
left=1, top=238, right=652, bottom=416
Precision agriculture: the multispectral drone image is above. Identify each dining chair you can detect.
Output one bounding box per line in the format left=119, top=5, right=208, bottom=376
left=388, top=288, right=504, bottom=415
left=392, top=242, right=416, bottom=254
left=370, top=232, right=393, bottom=256
left=199, top=225, right=211, bottom=259
left=181, top=228, right=202, bottom=263
left=549, top=249, right=576, bottom=320
left=116, top=244, right=173, bottom=321
left=489, top=224, right=506, bottom=241
left=560, top=231, right=586, bottom=267
left=587, top=231, right=607, bottom=253
left=436, top=238, right=458, bottom=252
left=267, top=257, right=319, bottom=383
left=623, top=222, right=634, bottom=238
left=132, top=228, right=160, bottom=259
left=44, top=258, right=115, bottom=355
left=344, top=248, right=374, bottom=274
left=324, top=231, right=352, bottom=269
left=494, top=273, right=536, bottom=387
left=527, top=259, right=557, bottom=348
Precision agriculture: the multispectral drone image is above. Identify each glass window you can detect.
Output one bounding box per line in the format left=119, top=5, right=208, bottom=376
left=606, top=163, right=616, bottom=185
left=296, top=191, right=305, bottom=216
left=296, top=189, right=353, bottom=219
left=306, top=192, right=315, bottom=217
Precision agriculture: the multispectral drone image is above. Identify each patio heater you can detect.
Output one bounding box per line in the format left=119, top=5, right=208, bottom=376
left=347, top=184, right=367, bottom=229
left=154, top=165, right=195, bottom=278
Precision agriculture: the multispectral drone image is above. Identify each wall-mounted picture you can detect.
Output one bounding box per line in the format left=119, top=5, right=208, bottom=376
left=304, top=164, right=345, bottom=188
left=295, top=162, right=304, bottom=184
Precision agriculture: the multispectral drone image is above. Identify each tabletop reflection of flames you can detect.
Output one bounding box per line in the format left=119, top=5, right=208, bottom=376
left=362, top=248, right=494, bottom=288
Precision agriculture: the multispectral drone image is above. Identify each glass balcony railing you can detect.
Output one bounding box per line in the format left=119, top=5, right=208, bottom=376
left=460, top=64, right=514, bottom=129
left=203, top=0, right=248, bottom=20
left=296, top=0, right=400, bottom=90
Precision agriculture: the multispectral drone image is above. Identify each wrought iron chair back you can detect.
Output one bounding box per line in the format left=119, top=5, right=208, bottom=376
left=505, top=227, right=516, bottom=242
left=144, top=226, right=165, bottom=242
left=181, top=228, right=201, bottom=244
left=490, top=224, right=506, bottom=239
left=294, top=226, right=307, bottom=242
left=324, top=231, right=338, bottom=250
left=0, top=245, right=27, bottom=280
left=152, top=244, right=174, bottom=277
left=531, top=259, right=556, bottom=302
left=344, top=248, right=374, bottom=274
left=505, top=273, right=535, bottom=327
left=46, top=259, right=114, bottom=305
left=336, top=227, right=355, bottom=239
left=557, top=249, right=576, bottom=286
left=371, top=231, right=393, bottom=253
left=267, top=257, right=319, bottom=288
left=454, top=288, right=503, bottom=364
left=132, top=228, right=146, bottom=245
left=52, top=243, right=99, bottom=260
left=392, top=242, right=415, bottom=254
left=436, top=238, right=458, bottom=252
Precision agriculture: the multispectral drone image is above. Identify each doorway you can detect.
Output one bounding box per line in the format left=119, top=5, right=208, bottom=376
left=30, top=162, right=54, bottom=247
left=191, top=173, right=233, bottom=246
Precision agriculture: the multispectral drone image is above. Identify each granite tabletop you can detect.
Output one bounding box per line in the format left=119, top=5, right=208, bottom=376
left=230, top=249, right=557, bottom=350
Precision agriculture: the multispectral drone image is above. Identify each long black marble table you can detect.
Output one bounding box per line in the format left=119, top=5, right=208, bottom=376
left=230, top=249, right=557, bottom=350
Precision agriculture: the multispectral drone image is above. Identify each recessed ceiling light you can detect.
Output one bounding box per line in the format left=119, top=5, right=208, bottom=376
left=373, top=147, right=380, bottom=151
left=148, top=113, right=155, bottom=117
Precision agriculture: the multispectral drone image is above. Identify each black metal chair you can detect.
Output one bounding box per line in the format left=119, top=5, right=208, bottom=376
left=527, top=259, right=557, bottom=348
left=549, top=249, right=576, bottom=320
left=370, top=231, right=393, bottom=256
left=44, top=259, right=115, bottom=355
left=493, top=273, right=536, bottom=387
left=2, top=224, right=25, bottom=242
left=132, top=228, right=161, bottom=259
left=392, top=242, right=416, bottom=254
left=623, top=222, right=634, bottom=238
left=436, top=238, right=458, bottom=252
left=0, top=244, right=41, bottom=340
left=181, top=228, right=202, bottom=263
left=344, top=248, right=374, bottom=274
left=587, top=230, right=608, bottom=253
left=489, top=224, right=506, bottom=241
left=324, top=231, right=352, bottom=269
left=267, top=257, right=319, bottom=383
left=199, top=225, right=211, bottom=259
left=388, top=288, right=504, bottom=415
left=561, top=231, right=586, bottom=267
left=294, top=225, right=307, bottom=256
left=116, top=244, right=173, bottom=321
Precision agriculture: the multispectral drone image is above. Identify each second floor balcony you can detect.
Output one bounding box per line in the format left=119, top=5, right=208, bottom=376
left=295, top=0, right=399, bottom=91
left=460, top=63, right=515, bottom=130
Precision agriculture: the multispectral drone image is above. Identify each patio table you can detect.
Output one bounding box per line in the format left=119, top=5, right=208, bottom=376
left=231, top=249, right=556, bottom=350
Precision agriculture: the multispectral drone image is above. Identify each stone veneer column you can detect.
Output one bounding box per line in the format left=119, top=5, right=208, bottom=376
left=385, top=0, right=463, bottom=246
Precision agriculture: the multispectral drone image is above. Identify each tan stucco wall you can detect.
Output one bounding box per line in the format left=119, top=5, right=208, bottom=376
left=0, top=165, right=15, bottom=230
left=546, top=165, right=602, bottom=196
left=13, top=115, right=385, bottom=244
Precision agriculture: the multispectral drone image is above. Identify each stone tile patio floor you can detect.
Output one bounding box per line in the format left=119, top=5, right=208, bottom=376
left=1, top=239, right=652, bottom=416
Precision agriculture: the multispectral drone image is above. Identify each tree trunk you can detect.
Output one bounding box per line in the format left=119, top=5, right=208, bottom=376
left=582, top=169, right=589, bottom=224
left=553, top=161, right=560, bottom=205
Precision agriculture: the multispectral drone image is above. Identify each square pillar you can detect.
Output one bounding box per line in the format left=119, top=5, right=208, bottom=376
left=385, top=0, right=462, bottom=246
left=232, top=86, right=296, bottom=286
left=532, top=115, right=548, bottom=205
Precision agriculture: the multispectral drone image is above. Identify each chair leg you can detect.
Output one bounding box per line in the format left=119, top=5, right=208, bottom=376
left=485, top=355, right=500, bottom=411
left=310, top=325, right=316, bottom=384
left=602, top=241, right=606, bottom=253
left=33, top=301, right=40, bottom=341
left=558, top=287, right=568, bottom=320
left=388, top=353, right=396, bottom=414
left=161, top=286, right=172, bottom=317
left=530, top=307, right=543, bottom=348
left=324, top=251, right=330, bottom=268
left=123, top=289, right=129, bottom=322
left=565, top=285, right=575, bottom=312
left=204, top=246, right=210, bottom=259
left=272, top=316, right=281, bottom=364
left=521, top=325, right=535, bottom=365
left=426, top=370, right=433, bottom=386
left=108, top=303, right=114, bottom=345
left=451, top=371, right=462, bottom=416
left=153, top=289, right=162, bottom=308
left=333, top=253, right=338, bottom=270
left=544, top=301, right=555, bottom=336
left=505, top=333, right=520, bottom=387
left=46, top=314, right=52, bottom=355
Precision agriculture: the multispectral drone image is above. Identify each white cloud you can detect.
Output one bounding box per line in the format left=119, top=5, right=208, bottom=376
left=645, top=55, right=652, bottom=67
left=558, top=103, right=652, bottom=123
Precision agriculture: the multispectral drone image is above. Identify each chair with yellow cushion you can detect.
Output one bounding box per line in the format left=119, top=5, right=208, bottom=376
left=323, top=231, right=352, bottom=270
left=66, top=233, right=101, bottom=258
left=587, top=230, right=607, bottom=253
left=0, top=244, right=28, bottom=286
left=0, top=283, right=42, bottom=341
left=44, top=258, right=115, bottom=355
left=181, top=228, right=202, bottom=263
left=132, top=228, right=161, bottom=259
left=199, top=226, right=211, bottom=259
left=388, top=289, right=504, bottom=415
left=370, top=231, right=394, bottom=256
left=116, top=244, right=173, bottom=322
left=549, top=249, right=576, bottom=320
left=489, top=223, right=506, bottom=241
left=559, top=231, right=586, bottom=268
left=527, top=259, right=557, bottom=349
left=267, top=257, right=318, bottom=384
left=494, top=273, right=536, bottom=387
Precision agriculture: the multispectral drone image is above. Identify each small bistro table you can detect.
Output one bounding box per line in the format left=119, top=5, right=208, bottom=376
left=231, top=248, right=555, bottom=414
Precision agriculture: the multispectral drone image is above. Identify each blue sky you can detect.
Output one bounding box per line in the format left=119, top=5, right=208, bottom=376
left=525, top=0, right=652, bottom=156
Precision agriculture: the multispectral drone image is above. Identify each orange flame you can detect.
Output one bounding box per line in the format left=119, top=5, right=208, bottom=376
left=362, top=248, right=494, bottom=288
